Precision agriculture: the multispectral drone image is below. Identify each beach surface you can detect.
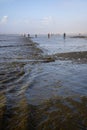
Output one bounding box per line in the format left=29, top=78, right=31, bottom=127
left=0, top=35, right=87, bottom=130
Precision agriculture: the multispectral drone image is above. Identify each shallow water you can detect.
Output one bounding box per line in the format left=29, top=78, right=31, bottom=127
left=0, top=35, right=87, bottom=130
left=33, top=34, right=87, bottom=54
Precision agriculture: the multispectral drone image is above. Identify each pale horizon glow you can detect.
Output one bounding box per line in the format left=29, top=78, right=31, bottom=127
left=0, top=0, right=87, bottom=34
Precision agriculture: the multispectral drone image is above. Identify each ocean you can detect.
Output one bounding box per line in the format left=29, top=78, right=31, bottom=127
left=33, top=34, right=87, bottom=54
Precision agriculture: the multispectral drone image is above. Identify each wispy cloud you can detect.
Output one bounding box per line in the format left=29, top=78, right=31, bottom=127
left=41, top=16, right=52, bottom=25
left=0, top=16, right=8, bottom=24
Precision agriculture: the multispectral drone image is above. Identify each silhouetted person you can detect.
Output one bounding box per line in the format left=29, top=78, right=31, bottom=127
left=28, top=34, right=30, bottom=37
left=24, top=34, right=26, bottom=37
left=63, top=33, right=66, bottom=39
left=48, top=33, right=50, bottom=38
left=35, top=34, right=37, bottom=38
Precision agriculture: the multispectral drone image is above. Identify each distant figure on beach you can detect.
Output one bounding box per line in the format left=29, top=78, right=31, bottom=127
left=28, top=34, right=30, bottom=37
left=63, top=33, right=66, bottom=39
left=24, top=34, right=26, bottom=37
left=35, top=34, right=37, bottom=38
left=48, top=33, right=50, bottom=38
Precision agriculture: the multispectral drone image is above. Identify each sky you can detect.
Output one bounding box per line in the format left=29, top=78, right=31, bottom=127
left=0, top=0, right=87, bottom=34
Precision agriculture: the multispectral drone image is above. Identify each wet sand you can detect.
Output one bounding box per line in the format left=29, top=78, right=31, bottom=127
left=53, top=51, right=87, bottom=63
left=0, top=35, right=87, bottom=130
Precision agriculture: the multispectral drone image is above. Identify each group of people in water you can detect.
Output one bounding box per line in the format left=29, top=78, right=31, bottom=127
left=48, top=33, right=66, bottom=39
left=24, top=33, right=66, bottom=39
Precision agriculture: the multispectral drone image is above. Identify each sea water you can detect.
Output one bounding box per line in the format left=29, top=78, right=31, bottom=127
left=0, top=34, right=87, bottom=129
left=33, top=34, right=87, bottom=54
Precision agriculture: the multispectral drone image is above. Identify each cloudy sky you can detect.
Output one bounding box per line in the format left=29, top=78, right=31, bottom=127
left=0, top=0, right=87, bottom=34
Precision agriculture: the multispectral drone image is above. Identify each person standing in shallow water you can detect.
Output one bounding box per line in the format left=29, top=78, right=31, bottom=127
left=28, top=34, right=30, bottom=37
left=63, top=33, right=66, bottom=39
left=35, top=34, right=37, bottom=38
left=48, top=33, right=50, bottom=38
